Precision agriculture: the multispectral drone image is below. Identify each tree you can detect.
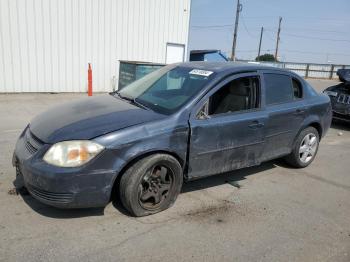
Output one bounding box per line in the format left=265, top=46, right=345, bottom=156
left=255, top=53, right=277, bottom=62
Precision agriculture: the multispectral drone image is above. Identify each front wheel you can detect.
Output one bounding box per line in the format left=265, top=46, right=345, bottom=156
left=285, top=127, right=320, bottom=168
left=119, top=154, right=183, bottom=217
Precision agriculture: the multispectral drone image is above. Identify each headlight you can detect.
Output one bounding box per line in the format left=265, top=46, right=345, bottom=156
left=43, top=140, right=104, bottom=167
left=323, top=90, right=338, bottom=97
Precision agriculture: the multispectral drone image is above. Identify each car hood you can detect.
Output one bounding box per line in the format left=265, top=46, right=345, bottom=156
left=29, top=94, right=165, bottom=143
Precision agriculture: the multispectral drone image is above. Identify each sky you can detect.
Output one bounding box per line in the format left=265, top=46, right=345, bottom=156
left=188, top=0, right=350, bottom=64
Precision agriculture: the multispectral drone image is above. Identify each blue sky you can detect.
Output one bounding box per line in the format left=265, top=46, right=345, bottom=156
left=188, top=0, right=350, bottom=64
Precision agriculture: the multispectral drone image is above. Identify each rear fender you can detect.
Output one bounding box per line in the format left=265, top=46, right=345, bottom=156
left=291, top=115, right=322, bottom=148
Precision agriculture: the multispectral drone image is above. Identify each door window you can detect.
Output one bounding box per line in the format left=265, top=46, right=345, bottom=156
left=208, top=76, right=260, bottom=116
left=264, top=73, right=293, bottom=105
left=292, top=78, right=303, bottom=99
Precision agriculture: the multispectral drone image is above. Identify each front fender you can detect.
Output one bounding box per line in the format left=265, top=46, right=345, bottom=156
left=94, top=118, right=189, bottom=180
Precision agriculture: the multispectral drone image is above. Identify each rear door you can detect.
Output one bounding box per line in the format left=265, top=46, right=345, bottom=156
left=261, top=72, right=307, bottom=161
left=187, top=73, right=268, bottom=179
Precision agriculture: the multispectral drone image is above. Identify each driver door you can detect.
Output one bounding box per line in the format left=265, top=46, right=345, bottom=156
left=187, top=73, right=267, bottom=179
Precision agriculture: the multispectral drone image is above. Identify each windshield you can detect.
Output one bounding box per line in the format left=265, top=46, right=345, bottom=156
left=118, top=65, right=216, bottom=115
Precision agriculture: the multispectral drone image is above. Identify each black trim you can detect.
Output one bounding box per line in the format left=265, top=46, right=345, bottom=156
left=265, top=130, right=292, bottom=139
left=27, top=184, right=74, bottom=204
left=196, top=140, right=264, bottom=156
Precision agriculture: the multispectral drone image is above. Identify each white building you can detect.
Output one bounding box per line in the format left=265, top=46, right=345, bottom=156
left=0, top=0, right=192, bottom=92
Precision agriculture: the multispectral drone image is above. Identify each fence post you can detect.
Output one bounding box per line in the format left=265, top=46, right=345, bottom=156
left=88, top=63, right=93, bottom=96
left=329, top=64, right=334, bottom=79
left=305, top=64, right=309, bottom=78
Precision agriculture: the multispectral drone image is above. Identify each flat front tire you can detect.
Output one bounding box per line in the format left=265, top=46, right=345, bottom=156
left=119, top=154, right=183, bottom=217
left=285, top=126, right=320, bottom=168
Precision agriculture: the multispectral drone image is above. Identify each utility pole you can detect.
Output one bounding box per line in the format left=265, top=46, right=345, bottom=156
left=257, top=26, right=264, bottom=60
left=231, top=0, right=242, bottom=61
left=274, top=16, right=282, bottom=61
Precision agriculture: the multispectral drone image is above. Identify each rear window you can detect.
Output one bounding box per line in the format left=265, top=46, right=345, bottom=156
left=264, top=73, right=293, bottom=105
left=292, top=78, right=303, bottom=99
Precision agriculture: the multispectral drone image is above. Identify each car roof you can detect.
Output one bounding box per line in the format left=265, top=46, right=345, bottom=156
left=177, top=61, right=293, bottom=76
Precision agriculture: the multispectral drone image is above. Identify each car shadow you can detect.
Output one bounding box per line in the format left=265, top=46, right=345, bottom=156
left=15, top=159, right=282, bottom=219
left=181, top=160, right=277, bottom=193
left=331, top=120, right=350, bottom=131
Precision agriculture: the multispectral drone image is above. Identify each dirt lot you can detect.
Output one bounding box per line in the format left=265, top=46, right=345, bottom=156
left=0, top=79, right=349, bottom=262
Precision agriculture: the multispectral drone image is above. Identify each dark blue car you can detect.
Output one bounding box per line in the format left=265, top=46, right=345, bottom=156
left=13, top=62, right=332, bottom=216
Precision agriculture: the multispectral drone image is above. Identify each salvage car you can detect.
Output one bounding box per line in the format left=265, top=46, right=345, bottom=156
left=323, top=69, right=350, bottom=122
left=13, top=62, right=332, bottom=216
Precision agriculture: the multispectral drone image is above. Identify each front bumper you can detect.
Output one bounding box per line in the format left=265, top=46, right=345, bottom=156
left=330, top=97, right=350, bottom=123
left=332, top=111, right=350, bottom=123
left=13, top=128, right=117, bottom=208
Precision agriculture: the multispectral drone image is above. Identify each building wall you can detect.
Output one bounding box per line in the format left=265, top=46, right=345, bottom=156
left=0, top=0, right=191, bottom=92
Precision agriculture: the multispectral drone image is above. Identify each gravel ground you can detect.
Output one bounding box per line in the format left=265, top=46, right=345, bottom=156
left=0, top=79, right=349, bottom=262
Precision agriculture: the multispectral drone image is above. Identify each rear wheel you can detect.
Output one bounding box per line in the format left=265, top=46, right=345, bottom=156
left=119, top=154, right=183, bottom=217
left=285, top=127, right=319, bottom=168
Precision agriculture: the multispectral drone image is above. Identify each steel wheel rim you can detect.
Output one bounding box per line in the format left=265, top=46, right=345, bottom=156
left=299, top=133, right=318, bottom=164
left=138, top=164, right=174, bottom=210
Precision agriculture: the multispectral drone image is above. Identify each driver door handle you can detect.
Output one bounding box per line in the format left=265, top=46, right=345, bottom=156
left=294, top=109, right=306, bottom=115
left=248, top=120, right=264, bottom=129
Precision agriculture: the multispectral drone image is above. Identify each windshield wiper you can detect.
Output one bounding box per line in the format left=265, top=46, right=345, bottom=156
left=113, top=91, right=127, bottom=100
left=113, top=92, right=150, bottom=111
left=131, top=98, right=150, bottom=110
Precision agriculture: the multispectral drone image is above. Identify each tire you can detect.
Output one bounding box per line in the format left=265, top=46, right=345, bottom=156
left=119, top=154, right=183, bottom=217
left=285, top=126, right=320, bottom=168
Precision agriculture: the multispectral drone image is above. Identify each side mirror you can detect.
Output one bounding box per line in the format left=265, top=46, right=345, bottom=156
left=197, top=102, right=210, bottom=120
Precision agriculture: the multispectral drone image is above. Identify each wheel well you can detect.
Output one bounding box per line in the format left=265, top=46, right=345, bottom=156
left=109, top=150, right=184, bottom=202
left=309, top=122, right=322, bottom=139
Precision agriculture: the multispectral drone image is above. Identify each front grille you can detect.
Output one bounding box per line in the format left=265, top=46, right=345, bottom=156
left=27, top=184, right=74, bottom=204
left=24, top=128, right=44, bottom=155
left=337, top=94, right=350, bottom=105
left=25, top=140, right=37, bottom=154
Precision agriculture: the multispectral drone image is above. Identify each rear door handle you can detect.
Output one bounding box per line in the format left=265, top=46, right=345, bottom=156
left=294, top=109, right=306, bottom=115
left=248, top=120, right=264, bottom=129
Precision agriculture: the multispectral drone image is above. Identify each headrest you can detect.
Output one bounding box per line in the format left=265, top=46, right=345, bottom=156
left=229, top=80, right=250, bottom=96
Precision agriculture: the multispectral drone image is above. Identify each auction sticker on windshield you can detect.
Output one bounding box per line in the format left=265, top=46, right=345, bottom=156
left=189, top=69, right=214, bottom=77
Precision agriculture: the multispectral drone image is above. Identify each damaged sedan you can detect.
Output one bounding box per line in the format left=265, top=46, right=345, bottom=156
left=13, top=62, right=332, bottom=216
left=324, top=69, right=350, bottom=122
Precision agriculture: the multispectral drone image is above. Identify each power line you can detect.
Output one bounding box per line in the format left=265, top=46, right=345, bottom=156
left=237, top=49, right=272, bottom=53
left=194, top=16, right=350, bottom=22
left=282, top=32, right=350, bottom=42
left=240, top=14, right=259, bottom=39
left=281, top=49, right=350, bottom=57
left=281, top=27, right=348, bottom=34
left=191, top=24, right=348, bottom=35
left=264, top=29, right=276, bottom=42
left=243, top=16, right=350, bottom=22
left=236, top=49, right=350, bottom=57
left=191, top=25, right=350, bottom=43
